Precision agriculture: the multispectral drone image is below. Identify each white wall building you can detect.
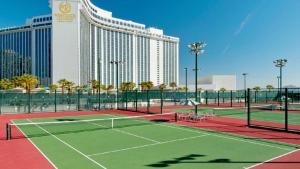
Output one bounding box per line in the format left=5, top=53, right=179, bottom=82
left=187, top=75, right=237, bottom=91
left=0, top=0, right=180, bottom=87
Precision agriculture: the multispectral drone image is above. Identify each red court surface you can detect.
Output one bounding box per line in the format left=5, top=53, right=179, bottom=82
left=0, top=109, right=299, bottom=169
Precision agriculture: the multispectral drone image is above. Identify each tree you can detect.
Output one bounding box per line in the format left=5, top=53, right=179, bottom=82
left=253, top=86, right=261, bottom=92
left=159, top=84, right=167, bottom=91
left=220, top=88, right=226, bottom=92
left=121, top=82, right=136, bottom=91
left=65, top=81, right=75, bottom=93
left=146, top=81, right=154, bottom=90
left=12, top=76, right=22, bottom=88
left=90, top=80, right=99, bottom=94
left=18, top=74, right=39, bottom=93
left=106, top=85, right=114, bottom=94
left=266, top=85, right=274, bottom=91
left=0, top=79, right=13, bottom=90
left=49, top=84, right=58, bottom=92
left=58, top=79, right=69, bottom=94
left=169, top=82, right=177, bottom=90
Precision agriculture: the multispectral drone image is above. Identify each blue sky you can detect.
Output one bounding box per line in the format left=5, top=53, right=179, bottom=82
left=1, top=0, right=300, bottom=89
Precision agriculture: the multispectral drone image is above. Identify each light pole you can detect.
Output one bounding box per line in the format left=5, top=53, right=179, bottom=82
left=110, top=60, right=125, bottom=109
left=184, top=68, right=188, bottom=102
left=188, top=42, right=206, bottom=115
left=273, top=59, right=287, bottom=91
left=277, top=76, right=280, bottom=89
left=242, top=73, right=248, bottom=91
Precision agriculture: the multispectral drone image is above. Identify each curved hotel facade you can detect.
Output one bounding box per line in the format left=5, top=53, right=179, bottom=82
left=0, top=0, right=179, bottom=87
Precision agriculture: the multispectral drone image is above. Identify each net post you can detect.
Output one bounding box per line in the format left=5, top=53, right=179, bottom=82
left=6, top=123, right=11, bottom=140
left=54, top=89, right=57, bottom=112
left=285, top=88, right=288, bottom=131
left=247, top=88, right=251, bottom=127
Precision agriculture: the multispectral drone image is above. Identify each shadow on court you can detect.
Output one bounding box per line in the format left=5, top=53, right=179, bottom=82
left=146, top=154, right=300, bottom=168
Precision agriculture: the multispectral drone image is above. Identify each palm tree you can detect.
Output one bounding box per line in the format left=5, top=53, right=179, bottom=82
left=106, top=85, right=114, bottom=94
left=0, top=79, right=13, bottom=90
left=220, top=88, right=226, bottom=92
left=127, top=82, right=136, bottom=91
left=49, top=84, right=58, bottom=93
left=266, top=85, right=274, bottom=91
left=140, top=82, right=148, bottom=91
left=159, top=84, right=167, bottom=91
left=12, top=76, right=22, bottom=88
left=18, top=74, right=39, bottom=93
left=90, top=80, right=99, bottom=94
left=58, top=79, right=69, bottom=94
left=253, top=86, right=261, bottom=92
left=65, top=81, right=75, bottom=93
left=169, top=82, right=177, bottom=90
left=146, top=81, right=154, bottom=90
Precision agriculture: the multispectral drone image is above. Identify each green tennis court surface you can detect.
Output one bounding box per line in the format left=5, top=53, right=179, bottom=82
left=172, top=107, right=300, bottom=125
left=12, top=113, right=297, bottom=169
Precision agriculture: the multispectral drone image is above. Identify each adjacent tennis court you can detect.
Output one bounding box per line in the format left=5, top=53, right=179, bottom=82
left=8, top=112, right=298, bottom=169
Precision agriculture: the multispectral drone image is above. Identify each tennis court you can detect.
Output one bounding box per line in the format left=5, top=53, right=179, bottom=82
left=8, top=112, right=298, bottom=169
left=172, top=106, right=300, bottom=125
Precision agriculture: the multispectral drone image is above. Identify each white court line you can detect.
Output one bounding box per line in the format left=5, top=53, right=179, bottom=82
left=13, top=121, right=58, bottom=169
left=88, top=134, right=209, bottom=157
left=157, top=123, right=293, bottom=151
left=244, top=149, right=300, bottom=169
left=107, top=114, right=294, bottom=151
left=26, top=119, right=107, bottom=169
left=88, top=121, right=160, bottom=144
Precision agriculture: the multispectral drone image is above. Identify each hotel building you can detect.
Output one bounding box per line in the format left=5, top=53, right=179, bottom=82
left=0, top=0, right=179, bottom=87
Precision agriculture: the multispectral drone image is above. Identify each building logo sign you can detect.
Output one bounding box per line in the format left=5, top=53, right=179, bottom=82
left=54, top=1, right=75, bottom=22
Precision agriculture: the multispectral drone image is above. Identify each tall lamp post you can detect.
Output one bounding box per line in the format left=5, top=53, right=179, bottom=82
left=277, top=76, right=280, bottom=89
left=184, top=68, right=188, bottom=102
left=188, top=42, right=206, bottom=115
left=110, top=60, right=125, bottom=109
left=273, top=59, right=287, bottom=92
left=273, top=59, right=287, bottom=105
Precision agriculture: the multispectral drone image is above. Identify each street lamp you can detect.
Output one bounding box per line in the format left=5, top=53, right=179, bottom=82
left=110, top=60, right=125, bottom=109
left=242, top=73, right=248, bottom=91
left=273, top=59, right=287, bottom=92
left=277, top=76, right=280, bottom=89
left=184, top=68, right=188, bottom=102
left=188, top=42, right=206, bottom=115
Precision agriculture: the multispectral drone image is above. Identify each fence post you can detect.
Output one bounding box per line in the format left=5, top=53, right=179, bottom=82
left=125, top=90, right=128, bottom=110
left=205, top=91, right=208, bottom=105
left=160, top=90, right=163, bottom=114
left=230, top=90, right=233, bottom=107
left=217, top=91, right=220, bottom=107
left=266, top=91, right=268, bottom=103
left=244, top=90, right=247, bottom=107
left=98, top=89, right=101, bottom=110
left=147, top=90, right=150, bottom=114
left=135, top=90, right=138, bottom=112
left=0, top=91, right=2, bottom=115
left=77, top=90, right=80, bottom=111
left=54, top=89, right=57, bottom=112
left=285, top=88, right=288, bottom=131
left=28, top=91, right=31, bottom=114
left=247, top=88, right=251, bottom=126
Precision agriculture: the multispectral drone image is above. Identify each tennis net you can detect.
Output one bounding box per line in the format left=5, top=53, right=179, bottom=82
left=6, top=113, right=177, bottom=140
